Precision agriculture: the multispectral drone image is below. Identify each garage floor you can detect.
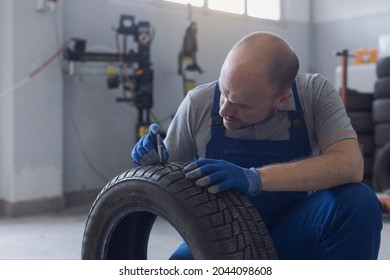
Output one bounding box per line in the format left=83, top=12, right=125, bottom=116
left=0, top=205, right=389, bottom=260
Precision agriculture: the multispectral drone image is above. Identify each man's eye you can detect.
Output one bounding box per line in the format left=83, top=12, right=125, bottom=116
left=238, top=103, right=252, bottom=109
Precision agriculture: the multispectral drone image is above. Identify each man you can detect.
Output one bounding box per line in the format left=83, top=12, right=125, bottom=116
left=132, top=32, right=382, bottom=259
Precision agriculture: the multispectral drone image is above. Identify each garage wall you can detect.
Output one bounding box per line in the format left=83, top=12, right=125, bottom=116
left=312, top=0, right=390, bottom=87
left=62, top=0, right=312, bottom=201
left=0, top=0, right=64, bottom=215
left=0, top=0, right=14, bottom=208
left=1, top=0, right=312, bottom=216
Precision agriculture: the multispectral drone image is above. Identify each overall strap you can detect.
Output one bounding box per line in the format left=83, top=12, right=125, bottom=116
left=288, top=81, right=305, bottom=129
left=210, top=82, right=224, bottom=137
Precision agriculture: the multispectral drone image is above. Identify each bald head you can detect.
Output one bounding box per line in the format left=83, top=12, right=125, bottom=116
left=221, top=32, right=299, bottom=96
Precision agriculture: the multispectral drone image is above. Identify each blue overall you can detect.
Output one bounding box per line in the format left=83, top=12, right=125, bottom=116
left=169, top=82, right=382, bottom=260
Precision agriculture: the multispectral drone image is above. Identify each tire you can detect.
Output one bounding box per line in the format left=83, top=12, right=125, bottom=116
left=81, top=162, right=278, bottom=260
left=374, top=77, right=390, bottom=99
left=362, top=176, right=373, bottom=188
left=373, top=142, right=390, bottom=192
left=346, top=89, right=373, bottom=112
left=376, top=56, right=390, bottom=78
left=374, top=123, right=390, bottom=147
left=363, top=154, right=374, bottom=177
left=373, top=98, right=390, bottom=123
left=358, top=134, right=375, bottom=155
left=348, top=112, right=374, bottom=134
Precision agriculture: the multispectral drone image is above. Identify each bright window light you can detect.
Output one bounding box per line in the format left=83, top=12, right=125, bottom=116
left=208, top=0, right=245, bottom=15
left=247, top=0, right=281, bottom=20
left=161, top=0, right=282, bottom=21
left=163, top=0, right=204, bottom=7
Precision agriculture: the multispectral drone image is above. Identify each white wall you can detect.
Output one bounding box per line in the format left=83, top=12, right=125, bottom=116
left=284, top=0, right=311, bottom=22
left=313, top=0, right=390, bottom=23
left=0, top=0, right=14, bottom=205
left=312, top=0, right=390, bottom=86
left=0, top=0, right=64, bottom=215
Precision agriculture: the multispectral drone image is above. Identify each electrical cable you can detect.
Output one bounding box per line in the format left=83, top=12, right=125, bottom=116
left=149, top=110, right=164, bottom=130
left=158, top=111, right=176, bottom=124
left=52, top=7, right=61, bottom=56
left=50, top=9, right=111, bottom=184
left=0, top=41, right=70, bottom=102
left=150, top=110, right=177, bottom=133
left=68, top=104, right=110, bottom=183
left=0, top=10, right=67, bottom=102
left=0, top=77, right=30, bottom=102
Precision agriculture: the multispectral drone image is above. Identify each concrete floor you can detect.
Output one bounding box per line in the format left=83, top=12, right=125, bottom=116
left=0, top=206, right=389, bottom=260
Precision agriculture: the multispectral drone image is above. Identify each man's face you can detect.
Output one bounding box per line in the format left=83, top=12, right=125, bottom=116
left=218, top=78, right=279, bottom=130
left=218, top=45, right=292, bottom=130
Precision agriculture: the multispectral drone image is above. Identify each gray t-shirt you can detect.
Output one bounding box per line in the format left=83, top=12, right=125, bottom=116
left=165, top=72, right=357, bottom=164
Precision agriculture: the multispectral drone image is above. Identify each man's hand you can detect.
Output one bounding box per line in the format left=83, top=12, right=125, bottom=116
left=131, top=124, right=169, bottom=166
left=183, top=158, right=262, bottom=195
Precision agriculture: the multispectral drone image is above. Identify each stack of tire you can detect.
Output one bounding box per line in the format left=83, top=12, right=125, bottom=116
left=346, top=89, right=375, bottom=188
left=373, top=57, right=390, bottom=193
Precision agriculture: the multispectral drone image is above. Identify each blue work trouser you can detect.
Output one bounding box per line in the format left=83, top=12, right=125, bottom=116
left=169, top=183, right=383, bottom=260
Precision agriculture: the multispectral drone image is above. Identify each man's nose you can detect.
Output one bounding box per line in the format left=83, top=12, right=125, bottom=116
left=219, top=100, right=233, bottom=117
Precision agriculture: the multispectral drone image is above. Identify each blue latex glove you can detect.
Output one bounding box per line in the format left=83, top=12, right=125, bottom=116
left=131, top=124, right=169, bottom=166
left=183, top=158, right=262, bottom=195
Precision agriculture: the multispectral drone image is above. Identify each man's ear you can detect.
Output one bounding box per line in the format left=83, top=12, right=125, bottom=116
left=274, top=89, right=292, bottom=109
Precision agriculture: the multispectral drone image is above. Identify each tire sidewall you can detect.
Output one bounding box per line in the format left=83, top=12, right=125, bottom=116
left=373, top=142, right=390, bottom=192
left=83, top=177, right=227, bottom=259
left=373, top=98, right=390, bottom=123
left=374, top=77, right=390, bottom=99
left=376, top=56, right=390, bottom=78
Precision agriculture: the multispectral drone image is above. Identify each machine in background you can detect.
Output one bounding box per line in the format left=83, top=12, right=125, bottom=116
left=64, top=14, right=154, bottom=140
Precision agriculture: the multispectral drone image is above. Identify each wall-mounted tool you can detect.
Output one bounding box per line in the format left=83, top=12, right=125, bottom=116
left=64, top=14, right=155, bottom=140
